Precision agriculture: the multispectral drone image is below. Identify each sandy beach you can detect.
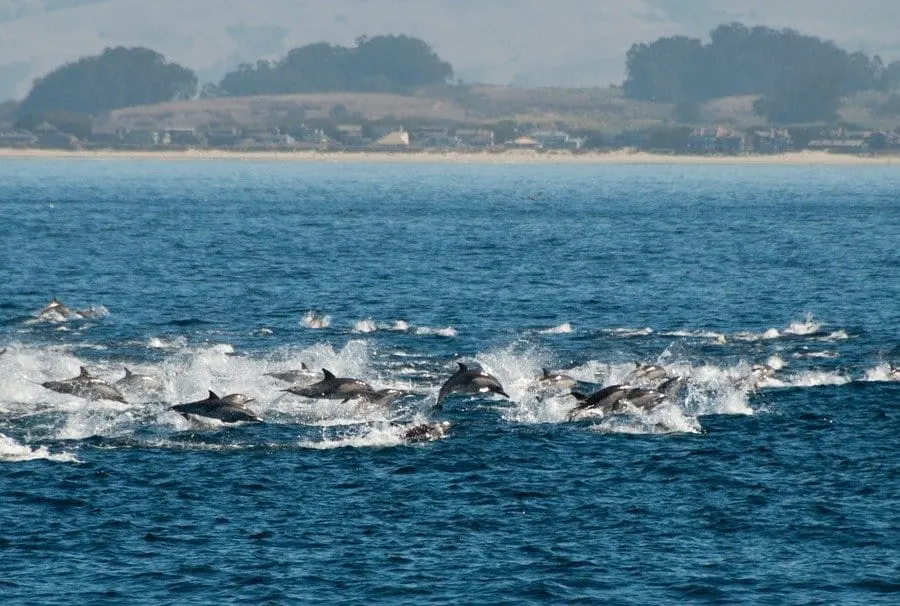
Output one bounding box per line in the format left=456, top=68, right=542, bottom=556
left=1, top=147, right=898, bottom=165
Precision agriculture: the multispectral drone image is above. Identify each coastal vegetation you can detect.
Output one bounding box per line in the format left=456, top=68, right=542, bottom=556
left=4, top=25, right=900, bottom=150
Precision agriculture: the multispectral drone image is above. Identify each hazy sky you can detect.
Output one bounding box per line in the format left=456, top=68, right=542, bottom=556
left=1, top=0, right=899, bottom=99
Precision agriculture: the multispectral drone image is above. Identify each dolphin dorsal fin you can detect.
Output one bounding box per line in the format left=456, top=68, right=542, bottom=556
left=542, top=368, right=550, bottom=377
left=79, top=366, right=91, bottom=378
left=124, top=367, right=133, bottom=377
left=457, top=362, right=468, bottom=371
left=208, top=390, right=219, bottom=400
left=301, top=362, right=309, bottom=370
left=322, top=369, right=336, bottom=380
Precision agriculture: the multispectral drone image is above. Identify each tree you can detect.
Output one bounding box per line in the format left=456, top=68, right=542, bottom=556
left=18, top=47, right=197, bottom=116
left=624, top=22, right=885, bottom=122
left=217, top=35, right=453, bottom=96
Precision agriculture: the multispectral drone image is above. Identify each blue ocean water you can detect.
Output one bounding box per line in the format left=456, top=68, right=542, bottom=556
left=0, top=158, right=898, bottom=604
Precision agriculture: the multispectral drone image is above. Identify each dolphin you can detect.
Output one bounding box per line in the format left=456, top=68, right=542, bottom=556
left=401, top=421, right=452, bottom=443
left=568, top=384, right=632, bottom=419
left=656, top=375, right=687, bottom=400
left=115, top=367, right=163, bottom=392
left=283, top=369, right=372, bottom=399
left=37, top=297, right=77, bottom=322
left=345, top=388, right=416, bottom=406
left=435, top=362, right=509, bottom=409
left=624, top=362, right=668, bottom=385
left=42, top=366, right=127, bottom=403
left=619, top=387, right=666, bottom=411
left=265, top=362, right=318, bottom=384
left=170, top=391, right=262, bottom=423
left=536, top=367, right=577, bottom=390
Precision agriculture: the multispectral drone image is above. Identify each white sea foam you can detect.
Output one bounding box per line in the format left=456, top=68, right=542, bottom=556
left=0, top=433, right=80, bottom=463
left=818, top=330, right=850, bottom=341
left=147, top=336, right=187, bottom=349
left=414, top=326, right=458, bottom=337
left=302, top=311, right=331, bottom=329
left=390, top=320, right=410, bottom=331
left=784, top=313, right=822, bottom=336
left=864, top=363, right=900, bottom=382
left=352, top=318, right=377, bottom=333
left=601, top=327, right=654, bottom=337
left=792, top=350, right=838, bottom=359
left=297, top=416, right=445, bottom=449
left=660, top=330, right=727, bottom=342
left=589, top=399, right=703, bottom=434
left=539, top=323, right=573, bottom=334
left=780, top=371, right=851, bottom=388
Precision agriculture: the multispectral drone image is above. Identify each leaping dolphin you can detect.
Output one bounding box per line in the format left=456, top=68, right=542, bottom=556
left=568, top=384, right=632, bottom=419
left=536, top=368, right=577, bottom=390
left=435, top=362, right=509, bottom=409
left=42, top=366, right=127, bottom=403
left=624, top=362, right=668, bottom=385
left=170, top=391, right=262, bottom=423
left=115, top=367, right=163, bottom=392
left=265, top=362, right=318, bottom=384
left=344, top=388, right=416, bottom=406
left=283, top=369, right=373, bottom=399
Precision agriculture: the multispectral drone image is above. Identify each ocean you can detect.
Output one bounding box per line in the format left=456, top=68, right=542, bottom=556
left=0, top=158, right=898, bottom=604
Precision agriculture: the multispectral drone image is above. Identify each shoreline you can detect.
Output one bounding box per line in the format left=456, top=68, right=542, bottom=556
left=0, top=147, right=898, bottom=165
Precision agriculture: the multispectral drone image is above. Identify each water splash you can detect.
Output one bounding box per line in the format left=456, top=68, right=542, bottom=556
left=302, top=311, right=331, bottom=329
left=0, top=433, right=80, bottom=463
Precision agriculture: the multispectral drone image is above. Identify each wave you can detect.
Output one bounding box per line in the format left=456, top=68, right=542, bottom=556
left=352, top=318, right=378, bottom=333
left=539, top=323, right=573, bottom=334
left=0, top=433, right=80, bottom=463
left=302, top=311, right=331, bottom=329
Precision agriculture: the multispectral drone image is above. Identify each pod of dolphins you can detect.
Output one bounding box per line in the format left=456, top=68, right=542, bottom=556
left=18, top=297, right=857, bottom=443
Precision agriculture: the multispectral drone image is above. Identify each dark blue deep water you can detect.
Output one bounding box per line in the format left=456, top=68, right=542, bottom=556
left=0, top=159, right=898, bottom=604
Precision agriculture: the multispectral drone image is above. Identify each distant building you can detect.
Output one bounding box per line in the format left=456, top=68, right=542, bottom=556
left=455, top=128, right=494, bottom=148
left=122, top=130, right=166, bottom=147
left=0, top=129, right=38, bottom=147
left=686, top=127, right=744, bottom=155
left=530, top=130, right=570, bottom=150
left=373, top=128, right=410, bottom=148
left=510, top=136, right=538, bottom=148
left=752, top=129, right=795, bottom=154
left=334, top=124, right=366, bottom=147
left=412, top=126, right=456, bottom=148
left=807, top=137, right=866, bottom=154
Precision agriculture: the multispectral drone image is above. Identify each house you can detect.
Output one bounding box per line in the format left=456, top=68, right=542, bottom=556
left=510, top=136, right=538, bottom=149
left=752, top=129, right=795, bottom=154
left=412, top=126, right=456, bottom=148
left=32, top=123, right=80, bottom=149
left=686, top=127, right=744, bottom=155
left=334, top=124, right=366, bottom=147
left=0, top=129, right=38, bottom=147
left=455, top=128, right=494, bottom=148
left=239, top=129, right=296, bottom=150
left=530, top=130, right=570, bottom=150
left=807, top=138, right=866, bottom=154
left=372, top=128, right=410, bottom=148
left=122, top=130, right=166, bottom=147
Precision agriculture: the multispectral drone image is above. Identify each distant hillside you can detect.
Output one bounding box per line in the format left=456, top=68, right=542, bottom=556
left=94, top=85, right=900, bottom=135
